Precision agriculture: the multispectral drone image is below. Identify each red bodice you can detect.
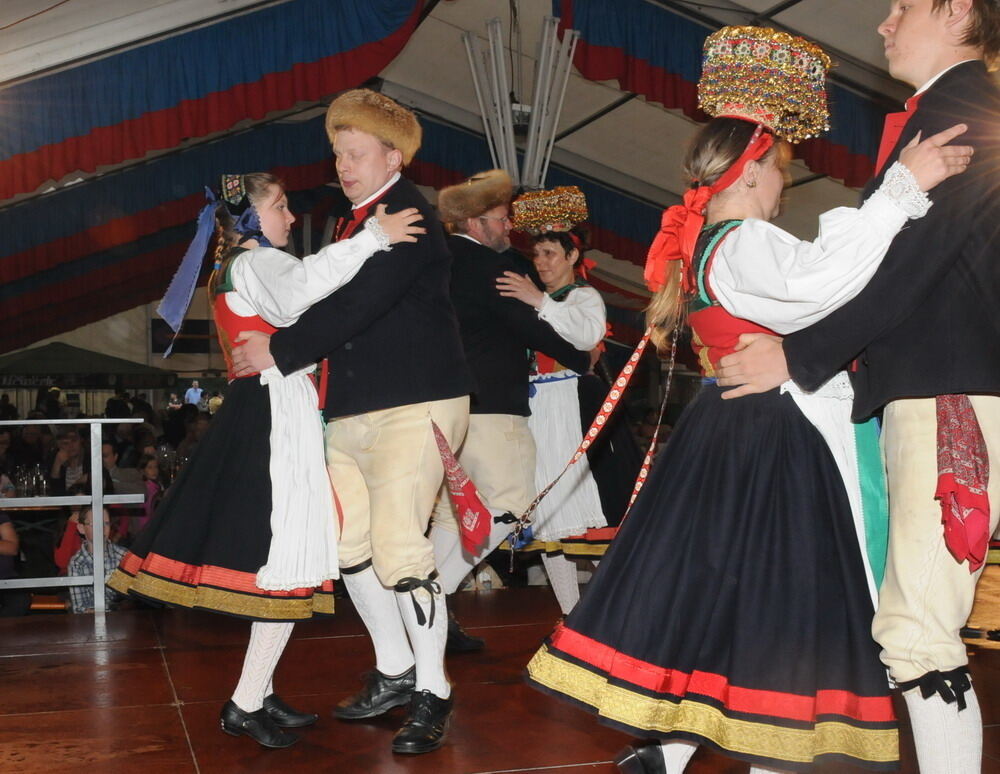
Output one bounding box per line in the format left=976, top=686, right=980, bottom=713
left=687, top=220, right=776, bottom=377
left=213, top=293, right=277, bottom=380
left=688, top=306, right=775, bottom=377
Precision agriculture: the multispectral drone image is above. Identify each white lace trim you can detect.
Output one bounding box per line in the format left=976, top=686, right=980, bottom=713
left=364, top=216, right=392, bottom=252
left=780, top=370, right=855, bottom=401
left=879, top=162, right=932, bottom=219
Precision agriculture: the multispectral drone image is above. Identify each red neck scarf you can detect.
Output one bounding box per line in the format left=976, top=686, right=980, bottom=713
left=644, top=126, right=774, bottom=293
left=875, top=93, right=923, bottom=176
left=335, top=200, right=376, bottom=241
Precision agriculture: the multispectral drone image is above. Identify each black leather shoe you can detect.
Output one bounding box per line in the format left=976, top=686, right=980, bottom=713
left=220, top=700, right=298, bottom=749
left=263, top=693, right=319, bottom=728
left=614, top=742, right=666, bottom=774
left=334, top=666, right=416, bottom=720
left=446, top=609, right=485, bottom=653
left=391, top=689, right=453, bottom=754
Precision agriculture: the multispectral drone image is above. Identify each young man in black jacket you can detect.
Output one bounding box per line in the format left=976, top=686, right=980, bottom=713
left=715, top=3, right=999, bottom=770
left=427, top=170, right=593, bottom=641
left=232, top=89, right=472, bottom=755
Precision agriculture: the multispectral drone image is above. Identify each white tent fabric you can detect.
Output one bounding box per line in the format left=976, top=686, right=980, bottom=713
left=2, top=0, right=968, bottom=339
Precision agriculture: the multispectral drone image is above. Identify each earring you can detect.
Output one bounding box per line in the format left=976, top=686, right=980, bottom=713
left=747, top=180, right=757, bottom=188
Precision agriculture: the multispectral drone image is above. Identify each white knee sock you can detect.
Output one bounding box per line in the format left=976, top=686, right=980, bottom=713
left=431, top=509, right=518, bottom=595
left=904, top=682, right=982, bottom=774
left=396, top=581, right=450, bottom=699
left=541, top=553, right=580, bottom=615
left=659, top=740, right=697, bottom=773
left=231, top=621, right=294, bottom=713
left=429, top=525, right=472, bottom=595
left=342, top=566, right=415, bottom=676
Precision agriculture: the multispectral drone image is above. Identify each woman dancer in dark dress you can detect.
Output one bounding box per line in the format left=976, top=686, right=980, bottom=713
left=108, top=173, right=422, bottom=748
left=526, top=26, right=972, bottom=773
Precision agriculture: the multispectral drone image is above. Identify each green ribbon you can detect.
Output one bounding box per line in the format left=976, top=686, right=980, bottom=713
left=854, top=417, right=888, bottom=589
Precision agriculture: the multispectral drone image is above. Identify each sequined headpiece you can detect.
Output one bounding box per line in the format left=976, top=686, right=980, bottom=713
left=218, top=174, right=264, bottom=239
left=221, top=174, right=250, bottom=212
left=643, top=28, right=831, bottom=293
left=699, top=26, right=831, bottom=143
left=511, top=186, right=588, bottom=236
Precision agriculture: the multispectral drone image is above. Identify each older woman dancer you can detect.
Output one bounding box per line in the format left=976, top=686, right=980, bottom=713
left=497, top=190, right=641, bottom=615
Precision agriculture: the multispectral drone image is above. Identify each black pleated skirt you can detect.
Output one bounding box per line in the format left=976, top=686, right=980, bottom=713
left=527, top=383, right=898, bottom=771
left=107, top=377, right=334, bottom=621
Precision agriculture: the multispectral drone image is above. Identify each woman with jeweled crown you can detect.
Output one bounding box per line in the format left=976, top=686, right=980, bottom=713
left=497, top=186, right=642, bottom=616
left=525, top=26, right=972, bottom=773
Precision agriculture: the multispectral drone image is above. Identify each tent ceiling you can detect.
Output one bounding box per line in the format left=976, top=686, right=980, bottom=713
left=2, top=0, right=919, bottom=242
left=0, top=0, right=275, bottom=83
left=378, top=0, right=902, bottom=237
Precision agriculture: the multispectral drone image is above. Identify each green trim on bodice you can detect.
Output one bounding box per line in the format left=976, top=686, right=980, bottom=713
left=689, top=220, right=743, bottom=314
left=213, top=247, right=249, bottom=295
left=548, top=278, right=589, bottom=302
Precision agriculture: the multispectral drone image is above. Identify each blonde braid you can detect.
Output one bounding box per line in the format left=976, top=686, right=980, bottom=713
left=645, top=119, right=784, bottom=356
left=646, top=263, right=686, bottom=354
left=207, top=215, right=242, bottom=364
left=207, top=219, right=242, bottom=297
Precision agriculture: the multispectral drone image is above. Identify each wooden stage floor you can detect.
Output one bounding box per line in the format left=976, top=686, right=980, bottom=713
left=1, top=587, right=998, bottom=773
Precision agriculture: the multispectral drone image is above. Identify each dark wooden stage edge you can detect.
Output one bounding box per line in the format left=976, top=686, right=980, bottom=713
left=1, top=587, right=998, bottom=773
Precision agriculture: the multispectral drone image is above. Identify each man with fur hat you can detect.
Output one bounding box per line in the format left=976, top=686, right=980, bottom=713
left=427, top=171, right=592, bottom=643
left=232, top=88, right=472, bottom=755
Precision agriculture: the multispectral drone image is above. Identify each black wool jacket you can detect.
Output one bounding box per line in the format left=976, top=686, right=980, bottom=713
left=783, top=61, right=1000, bottom=420
left=270, top=177, right=473, bottom=419
left=447, top=234, right=591, bottom=416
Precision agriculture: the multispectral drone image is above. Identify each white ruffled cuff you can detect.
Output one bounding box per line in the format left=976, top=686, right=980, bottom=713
left=878, top=161, right=932, bottom=219
left=363, top=216, right=392, bottom=252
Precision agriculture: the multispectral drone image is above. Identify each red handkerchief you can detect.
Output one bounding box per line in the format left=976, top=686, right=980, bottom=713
left=432, top=421, right=490, bottom=554
left=936, top=395, right=991, bottom=572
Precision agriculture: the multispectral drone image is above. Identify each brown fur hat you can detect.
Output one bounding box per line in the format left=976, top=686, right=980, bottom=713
left=437, top=169, right=514, bottom=224
left=325, top=89, right=422, bottom=165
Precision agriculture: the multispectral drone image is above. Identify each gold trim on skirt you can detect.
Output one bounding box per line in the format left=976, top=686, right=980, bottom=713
left=108, top=569, right=334, bottom=620
left=527, top=645, right=898, bottom=766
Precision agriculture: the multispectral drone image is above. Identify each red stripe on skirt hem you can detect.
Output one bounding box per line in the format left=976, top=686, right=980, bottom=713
left=550, top=623, right=895, bottom=724
left=118, top=550, right=333, bottom=596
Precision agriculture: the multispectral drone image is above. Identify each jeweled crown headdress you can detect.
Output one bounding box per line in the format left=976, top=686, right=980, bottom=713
left=699, top=26, right=832, bottom=143
left=511, top=186, right=588, bottom=235
left=644, top=27, right=830, bottom=293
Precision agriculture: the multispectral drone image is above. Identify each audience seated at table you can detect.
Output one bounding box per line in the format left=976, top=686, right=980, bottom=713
left=66, top=506, right=125, bottom=614
left=101, top=442, right=144, bottom=496
left=9, top=419, right=48, bottom=469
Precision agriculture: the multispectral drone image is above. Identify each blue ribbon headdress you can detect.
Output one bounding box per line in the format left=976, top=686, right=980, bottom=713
left=156, top=174, right=271, bottom=357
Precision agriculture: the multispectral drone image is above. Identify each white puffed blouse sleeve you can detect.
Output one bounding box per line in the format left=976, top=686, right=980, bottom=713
left=709, top=163, right=931, bottom=334
left=536, top=285, right=607, bottom=350
left=228, top=225, right=383, bottom=327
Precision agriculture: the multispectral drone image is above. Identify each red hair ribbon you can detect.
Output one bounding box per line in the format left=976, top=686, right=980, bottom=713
left=577, top=256, right=596, bottom=279
left=644, top=126, right=774, bottom=293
